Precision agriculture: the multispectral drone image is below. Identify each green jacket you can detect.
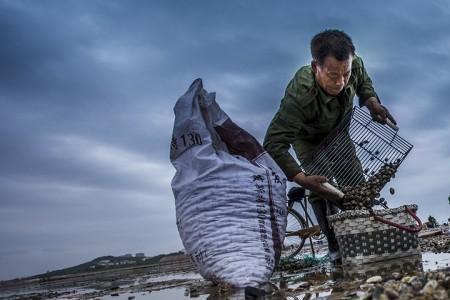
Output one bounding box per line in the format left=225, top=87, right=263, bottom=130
left=263, top=56, right=379, bottom=180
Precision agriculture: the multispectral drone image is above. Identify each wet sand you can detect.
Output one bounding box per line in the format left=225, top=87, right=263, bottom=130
left=1, top=235, right=449, bottom=299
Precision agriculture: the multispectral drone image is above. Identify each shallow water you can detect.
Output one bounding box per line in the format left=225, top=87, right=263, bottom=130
left=99, top=288, right=208, bottom=300
left=2, top=252, right=450, bottom=300
left=422, top=252, right=450, bottom=271
left=137, top=272, right=203, bottom=284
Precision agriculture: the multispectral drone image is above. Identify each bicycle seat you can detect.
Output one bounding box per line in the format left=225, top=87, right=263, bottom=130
left=287, top=187, right=306, bottom=201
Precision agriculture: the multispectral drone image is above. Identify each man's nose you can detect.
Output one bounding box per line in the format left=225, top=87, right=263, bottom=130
left=336, top=76, right=345, bottom=87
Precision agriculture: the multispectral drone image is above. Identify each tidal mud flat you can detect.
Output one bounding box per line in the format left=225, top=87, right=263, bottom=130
left=1, top=234, right=449, bottom=300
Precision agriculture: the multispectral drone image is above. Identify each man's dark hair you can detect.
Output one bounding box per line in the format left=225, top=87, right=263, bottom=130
left=310, top=29, right=355, bottom=65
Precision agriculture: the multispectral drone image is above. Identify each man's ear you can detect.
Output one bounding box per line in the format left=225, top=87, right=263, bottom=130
left=311, top=60, right=318, bottom=74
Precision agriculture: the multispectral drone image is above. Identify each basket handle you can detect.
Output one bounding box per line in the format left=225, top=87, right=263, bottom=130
left=370, top=206, right=422, bottom=233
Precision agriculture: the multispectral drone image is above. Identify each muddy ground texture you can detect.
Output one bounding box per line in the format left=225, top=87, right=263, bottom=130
left=420, top=234, right=450, bottom=254
left=1, top=234, right=449, bottom=300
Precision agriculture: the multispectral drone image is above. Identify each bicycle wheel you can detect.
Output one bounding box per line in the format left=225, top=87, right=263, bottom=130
left=282, top=208, right=307, bottom=259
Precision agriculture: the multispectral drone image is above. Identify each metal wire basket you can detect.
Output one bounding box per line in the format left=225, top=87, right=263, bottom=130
left=302, top=106, right=413, bottom=189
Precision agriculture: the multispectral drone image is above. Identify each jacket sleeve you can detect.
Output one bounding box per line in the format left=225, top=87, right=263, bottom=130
left=263, top=92, right=304, bottom=181
left=355, top=56, right=380, bottom=107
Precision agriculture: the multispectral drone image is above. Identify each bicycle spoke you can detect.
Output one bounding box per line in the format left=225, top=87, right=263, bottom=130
left=281, top=208, right=306, bottom=259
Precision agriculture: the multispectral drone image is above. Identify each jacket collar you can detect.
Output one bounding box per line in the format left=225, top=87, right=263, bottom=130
left=314, top=76, right=336, bottom=104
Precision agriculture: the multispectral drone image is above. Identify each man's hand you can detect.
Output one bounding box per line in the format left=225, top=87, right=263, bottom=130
left=365, top=97, right=397, bottom=125
left=293, top=172, right=336, bottom=198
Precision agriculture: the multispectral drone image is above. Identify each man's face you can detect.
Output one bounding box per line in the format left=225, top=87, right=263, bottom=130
left=312, top=55, right=353, bottom=96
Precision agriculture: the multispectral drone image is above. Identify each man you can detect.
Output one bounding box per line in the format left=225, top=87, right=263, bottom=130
left=263, top=29, right=396, bottom=262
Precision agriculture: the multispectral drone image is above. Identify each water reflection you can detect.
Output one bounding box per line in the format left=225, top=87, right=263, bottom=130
left=342, top=254, right=423, bottom=279
left=100, top=288, right=209, bottom=300
left=422, top=252, right=450, bottom=271
left=2, top=253, right=450, bottom=300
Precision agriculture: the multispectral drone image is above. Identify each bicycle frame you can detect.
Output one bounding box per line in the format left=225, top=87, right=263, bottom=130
left=285, top=188, right=323, bottom=257
left=296, top=192, right=319, bottom=256
left=288, top=189, right=316, bottom=227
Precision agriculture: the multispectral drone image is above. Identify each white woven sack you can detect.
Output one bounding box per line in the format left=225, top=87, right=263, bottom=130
left=170, top=79, right=287, bottom=287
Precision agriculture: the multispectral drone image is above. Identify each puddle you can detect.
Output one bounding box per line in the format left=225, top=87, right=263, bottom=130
left=341, top=254, right=423, bottom=279
left=422, top=252, right=450, bottom=271
left=99, top=288, right=209, bottom=300
left=2, top=251, right=450, bottom=300
left=138, top=271, right=203, bottom=284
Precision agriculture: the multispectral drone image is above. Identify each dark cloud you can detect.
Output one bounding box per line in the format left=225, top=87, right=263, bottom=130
left=0, top=0, right=449, bottom=280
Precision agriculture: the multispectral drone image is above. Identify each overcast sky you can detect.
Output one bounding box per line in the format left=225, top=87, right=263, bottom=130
left=1, top=0, right=449, bottom=280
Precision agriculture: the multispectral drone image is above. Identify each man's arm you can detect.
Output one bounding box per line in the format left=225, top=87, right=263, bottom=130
left=263, top=111, right=303, bottom=180
left=263, top=94, right=335, bottom=196
left=364, top=97, right=397, bottom=125
left=355, top=56, right=397, bottom=125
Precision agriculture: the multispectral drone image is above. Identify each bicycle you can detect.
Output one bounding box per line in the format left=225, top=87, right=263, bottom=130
left=281, top=186, right=326, bottom=259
